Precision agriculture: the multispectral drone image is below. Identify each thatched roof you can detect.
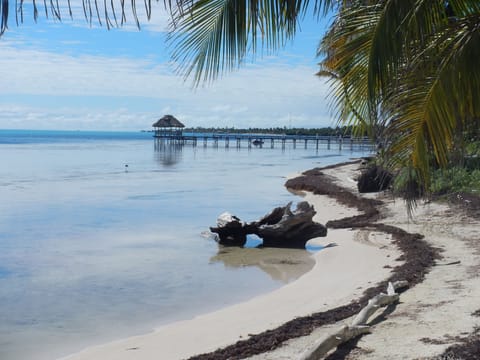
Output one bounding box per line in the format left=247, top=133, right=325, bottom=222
left=152, top=115, right=185, bottom=128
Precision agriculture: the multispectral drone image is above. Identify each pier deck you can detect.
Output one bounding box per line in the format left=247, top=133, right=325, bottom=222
left=154, top=133, right=374, bottom=151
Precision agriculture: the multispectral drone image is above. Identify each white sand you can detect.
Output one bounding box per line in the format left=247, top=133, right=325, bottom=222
left=250, top=164, right=480, bottom=360
left=337, top=199, right=480, bottom=359
left=62, top=164, right=400, bottom=360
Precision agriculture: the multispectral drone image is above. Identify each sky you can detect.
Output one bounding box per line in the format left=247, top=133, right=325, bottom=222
left=0, top=1, right=336, bottom=131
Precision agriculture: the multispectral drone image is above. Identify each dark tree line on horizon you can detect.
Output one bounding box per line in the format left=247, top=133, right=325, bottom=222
left=183, top=126, right=356, bottom=137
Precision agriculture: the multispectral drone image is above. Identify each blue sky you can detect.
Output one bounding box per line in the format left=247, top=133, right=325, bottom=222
left=0, top=1, right=335, bottom=131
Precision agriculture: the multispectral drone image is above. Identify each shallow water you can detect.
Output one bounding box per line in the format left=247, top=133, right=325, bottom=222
left=0, top=130, right=371, bottom=360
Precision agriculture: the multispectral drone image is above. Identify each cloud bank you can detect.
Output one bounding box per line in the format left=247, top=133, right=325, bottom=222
left=1, top=16, right=335, bottom=131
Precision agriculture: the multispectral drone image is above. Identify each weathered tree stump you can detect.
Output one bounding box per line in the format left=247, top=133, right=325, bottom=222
left=357, top=164, right=393, bottom=193
left=210, top=202, right=327, bottom=249
left=253, top=202, right=327, bottom=248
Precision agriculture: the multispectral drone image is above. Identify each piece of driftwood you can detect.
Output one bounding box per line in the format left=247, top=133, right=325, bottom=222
left=209, top=212, right=251, bottom=246
left=350, top=280, right=407, bottom=327
left=299, top=325, right=371, bottom=360
left=210, top=202, right=327, bottom=248
left=299, top=280, right=408, bottom=360
left=253, top=201, right=327, bottom=248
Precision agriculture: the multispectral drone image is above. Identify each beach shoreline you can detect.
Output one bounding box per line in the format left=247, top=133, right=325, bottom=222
left=61, top=160, right=402, bottom=360
left=250, top=164, right=480, bottom=359
left=62, top=160, right=480, bottom=360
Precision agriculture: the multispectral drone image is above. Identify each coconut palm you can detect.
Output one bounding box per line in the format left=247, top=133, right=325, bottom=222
left=319, top=0, right=480, bottom=194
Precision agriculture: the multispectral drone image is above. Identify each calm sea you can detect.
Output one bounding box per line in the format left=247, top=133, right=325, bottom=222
left=0, top=130, right=370, bottom=360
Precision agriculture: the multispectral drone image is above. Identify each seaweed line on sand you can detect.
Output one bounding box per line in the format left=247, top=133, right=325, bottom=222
left=188, top=161, right=440, bottom=360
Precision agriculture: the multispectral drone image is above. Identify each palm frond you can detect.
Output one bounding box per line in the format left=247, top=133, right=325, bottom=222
left=1, top=0, right=8, bottom=35
left=0, top=0, right=176, bottom=35
left=169, top=0, right=336, bottom=84
left=385, top=5, right=480, bottom=180
left=317, top=2, right=383, bottom=139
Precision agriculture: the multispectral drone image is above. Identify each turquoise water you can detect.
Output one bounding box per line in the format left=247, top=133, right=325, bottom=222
left=0, top=130, right=370, bottom=360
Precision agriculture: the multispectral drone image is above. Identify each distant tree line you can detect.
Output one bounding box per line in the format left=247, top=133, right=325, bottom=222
left=183, top=126, right=356, bottom=137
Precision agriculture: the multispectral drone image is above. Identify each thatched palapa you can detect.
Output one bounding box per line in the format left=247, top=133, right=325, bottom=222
left=153, top=115, right=185, bottom=138
left=152, top=115, right=185, bottom=129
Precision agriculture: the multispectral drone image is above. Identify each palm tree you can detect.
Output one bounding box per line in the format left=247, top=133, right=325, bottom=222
left=317, top=1, right=480, bottom=190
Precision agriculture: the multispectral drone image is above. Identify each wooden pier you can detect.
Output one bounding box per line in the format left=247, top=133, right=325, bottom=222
left=153, top=132, right=374, bottom=151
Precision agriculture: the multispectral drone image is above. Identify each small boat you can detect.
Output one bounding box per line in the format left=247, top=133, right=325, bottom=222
left=252, top=139, right=264, bottom=146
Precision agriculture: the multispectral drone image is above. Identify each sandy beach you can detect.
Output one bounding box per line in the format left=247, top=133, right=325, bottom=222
left=62, top=161, right=480, bottom=360
left=250, top=164, right=480, bottom=359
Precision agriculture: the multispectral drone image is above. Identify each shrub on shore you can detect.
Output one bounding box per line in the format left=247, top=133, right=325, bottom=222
left=430, top=167, right=480, bottom=196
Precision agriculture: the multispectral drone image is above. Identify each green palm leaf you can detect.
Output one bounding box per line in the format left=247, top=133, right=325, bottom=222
left=318, top=3, right=383, bottom=139
left=169, top=0, right=336, bottom=84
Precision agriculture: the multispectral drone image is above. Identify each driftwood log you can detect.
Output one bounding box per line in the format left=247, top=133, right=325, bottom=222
left=299, top=280, right=408, bottom=360
left=209, top=213, right=251, bottom=246
left=210, top=201, right=327, bottom=248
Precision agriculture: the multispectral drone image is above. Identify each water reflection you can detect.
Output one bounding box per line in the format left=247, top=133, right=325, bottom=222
left=210, top=246, right=315, bottom=283
left=154, top=140, right=183, bottom=166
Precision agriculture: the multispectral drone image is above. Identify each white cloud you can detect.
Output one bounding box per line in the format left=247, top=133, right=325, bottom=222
left=0, top=40, right=336, bottom=130
left=0, top=104, right=155, bottom=130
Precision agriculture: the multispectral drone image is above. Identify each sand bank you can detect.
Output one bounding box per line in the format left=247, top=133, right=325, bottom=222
left=249, top=164, right=480, bottom=359
left=62, top=163, right=400, bottom=360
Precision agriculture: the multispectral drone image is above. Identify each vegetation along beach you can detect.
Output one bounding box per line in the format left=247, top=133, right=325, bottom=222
left=1, top=0, right=479, bottom=359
